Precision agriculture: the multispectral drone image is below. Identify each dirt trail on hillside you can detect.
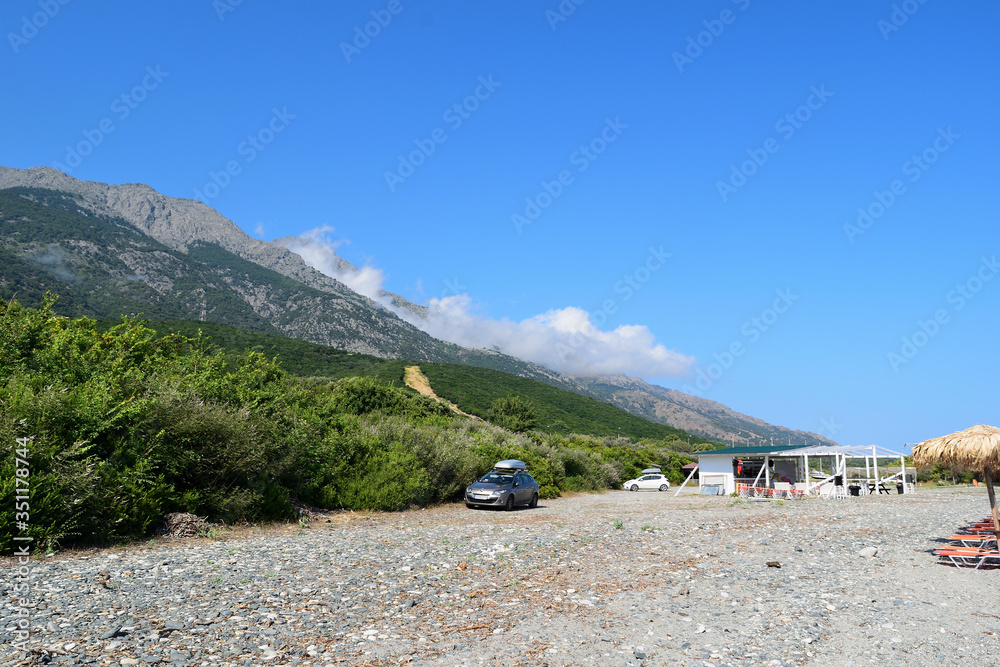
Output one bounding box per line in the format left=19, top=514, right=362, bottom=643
left=403, top=365, right=477, bottom=418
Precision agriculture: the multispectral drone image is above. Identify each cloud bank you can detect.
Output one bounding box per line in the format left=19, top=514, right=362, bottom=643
left=277, top=228, right=694, bottom=378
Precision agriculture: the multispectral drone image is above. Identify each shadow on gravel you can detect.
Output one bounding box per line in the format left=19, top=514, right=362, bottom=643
left=466, top=505, right=546, bottom=512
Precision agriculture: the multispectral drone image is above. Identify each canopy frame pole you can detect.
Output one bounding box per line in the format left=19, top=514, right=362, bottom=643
left=985, top=471, right=1000, bottom=539
left=899, top=453, right=907, bottom=494
left=803, top=454, right=810, bottom=494
left=764, top=456, right=771, bottom=488
left=872, top=446, right=879, bottom=492
left=751, top=461, right=765, bottom=489
left=674, top=464, right=699, bottom=497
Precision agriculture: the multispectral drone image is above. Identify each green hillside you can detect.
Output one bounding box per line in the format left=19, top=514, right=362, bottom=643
left=99, top=318, right=410, bottom=381
left=419, top=363, right=709, bottom=446
left=112, top=319, right=715, bottom=447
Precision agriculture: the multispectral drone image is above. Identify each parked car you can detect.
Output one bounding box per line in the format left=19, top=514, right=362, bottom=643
left=623, top=473, right=671, bottom=492
left=465, top=460, right=539, bottom=510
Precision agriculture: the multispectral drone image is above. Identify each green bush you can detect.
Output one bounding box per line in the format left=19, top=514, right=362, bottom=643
left=0, top=298, right=699, bottom=549
left=487, top=395, right=539, bottom=432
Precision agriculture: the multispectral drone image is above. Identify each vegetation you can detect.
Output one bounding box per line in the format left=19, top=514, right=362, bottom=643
left=98, top=318, right=413, bottom=383
left=915, top=461, right=976, bottom=485
left=487, top=395, right=539, bottom=433
left=420, top=362, right=715, bottom=446
left=96, top=319, right=717, bottom=446
left=0, top=298, right=701, bottom=550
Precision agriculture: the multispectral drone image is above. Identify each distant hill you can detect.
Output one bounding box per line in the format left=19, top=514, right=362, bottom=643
left=568, top=374, right=836, bottom=447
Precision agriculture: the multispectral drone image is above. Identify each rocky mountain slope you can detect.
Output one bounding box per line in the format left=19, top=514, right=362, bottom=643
left=0, top=166, right=835, bottom=446
left=0, top=171, right=562, bottom=378
left=569, top=375, right=836, bottom=447
left=0, top=166, right=405, bottom=303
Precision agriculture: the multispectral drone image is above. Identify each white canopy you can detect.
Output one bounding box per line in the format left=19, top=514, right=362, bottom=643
left=687, top=443, right=913, bottom=496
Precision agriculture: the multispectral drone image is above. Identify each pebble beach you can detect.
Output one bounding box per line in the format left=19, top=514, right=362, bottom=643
left=3, top=486, right=998, bottom=666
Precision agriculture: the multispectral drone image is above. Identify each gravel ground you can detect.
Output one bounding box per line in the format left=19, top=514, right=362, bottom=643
left=3, top=486, right=999, bottom=666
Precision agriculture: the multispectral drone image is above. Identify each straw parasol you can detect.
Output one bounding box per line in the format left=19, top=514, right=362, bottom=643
left=912, top=424, right=1000, bottom=536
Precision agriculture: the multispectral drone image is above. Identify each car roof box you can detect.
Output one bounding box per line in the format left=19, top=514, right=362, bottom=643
left=640, top=467, right=661, bottom=474
left=494, top=459, right=527, bottom=471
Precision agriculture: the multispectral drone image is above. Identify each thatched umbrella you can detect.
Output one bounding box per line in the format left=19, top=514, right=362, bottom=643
left=912, top=424, right=1000, bottom=536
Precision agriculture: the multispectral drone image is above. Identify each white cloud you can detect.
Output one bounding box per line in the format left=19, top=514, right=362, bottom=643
left=278, top=227, right=694, bottom=378
left=277, top=226, right=388, bottom=301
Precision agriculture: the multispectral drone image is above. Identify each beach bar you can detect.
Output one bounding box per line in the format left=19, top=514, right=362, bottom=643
left=684, top=444, right=914, bottom=497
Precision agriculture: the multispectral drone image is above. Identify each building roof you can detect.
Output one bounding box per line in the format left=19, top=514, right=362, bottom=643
left=698, top=445, right=803, bottom=457
left=698, top=444, right=906, bottom=458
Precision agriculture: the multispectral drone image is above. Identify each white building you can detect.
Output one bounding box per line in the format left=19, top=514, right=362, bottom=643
left=687, top=444, right=914, bottom=497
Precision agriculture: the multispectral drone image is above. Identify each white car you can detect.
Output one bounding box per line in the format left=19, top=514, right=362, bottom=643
left=623, top=473, right=671, bottom=492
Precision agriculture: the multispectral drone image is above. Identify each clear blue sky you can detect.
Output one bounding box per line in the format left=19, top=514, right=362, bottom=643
left=5, top=1, right=998, bottom=449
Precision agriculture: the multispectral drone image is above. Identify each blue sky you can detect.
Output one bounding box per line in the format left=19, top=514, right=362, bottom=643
left=5, top=0, right=998, bottom=449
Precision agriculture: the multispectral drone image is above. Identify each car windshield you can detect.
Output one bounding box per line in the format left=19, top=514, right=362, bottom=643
left=480, top=472, right=513, bottom=484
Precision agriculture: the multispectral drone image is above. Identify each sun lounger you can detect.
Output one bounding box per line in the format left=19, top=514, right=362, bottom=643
left=933, top=548, right=1000, bottom=570
left=948, top=534, right=998, bottom=548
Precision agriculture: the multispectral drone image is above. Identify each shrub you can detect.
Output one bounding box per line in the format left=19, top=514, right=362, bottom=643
left=0, top=298, right=701, bottom=548
left=487, top=395, right=538, bottom=432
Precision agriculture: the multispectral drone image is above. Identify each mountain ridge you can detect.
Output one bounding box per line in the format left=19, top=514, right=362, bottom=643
left=0, top=165, right=836, bottom=447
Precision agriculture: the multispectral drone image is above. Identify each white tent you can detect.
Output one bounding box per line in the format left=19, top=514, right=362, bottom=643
left=682, top=444, right=913, bottom=497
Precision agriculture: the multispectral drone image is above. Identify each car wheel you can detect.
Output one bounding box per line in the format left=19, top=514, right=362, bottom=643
left=505, top=495, right=515, bottom=511
left=659, top=484, right=668, bottom=492
left=630, top=484, right=639, bottom=492
left=528, top=493, right=538, bottom=509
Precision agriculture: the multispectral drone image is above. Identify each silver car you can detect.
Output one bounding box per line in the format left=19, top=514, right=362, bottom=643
left=465, top=460, right=539, bottom=510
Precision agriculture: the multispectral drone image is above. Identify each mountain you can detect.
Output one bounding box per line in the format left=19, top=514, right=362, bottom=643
left=0, top=175, right=562, bottom=380
left=0, top=166, right=835, bottom=447
left=568, top=375, right=835, bottom=447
